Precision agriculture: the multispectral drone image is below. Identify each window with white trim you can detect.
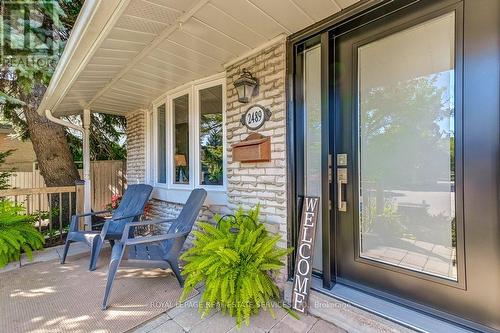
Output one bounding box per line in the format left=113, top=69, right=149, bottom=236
left=198, top=85, right=224, bottom=186
left=150, top=76, right=226, bottom=191
left=172, top=94, right=190, bottom=185
left=146, top=109, right=154, bottom=184
left=157, top=103, right=166, bottom=184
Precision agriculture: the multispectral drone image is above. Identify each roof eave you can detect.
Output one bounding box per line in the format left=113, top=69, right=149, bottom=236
left=37, top=0, right=128, bottom=116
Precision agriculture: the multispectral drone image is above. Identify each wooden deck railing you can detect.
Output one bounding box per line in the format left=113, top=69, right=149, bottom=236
left=7, top=160, right=126, bottom=211
left=0, top=184, right=84, bottom=246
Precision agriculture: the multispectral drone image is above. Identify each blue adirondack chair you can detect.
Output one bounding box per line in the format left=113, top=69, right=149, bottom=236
left=101, top=188, right=207, bottom=310
left=61, top=184, right=153, bottom=271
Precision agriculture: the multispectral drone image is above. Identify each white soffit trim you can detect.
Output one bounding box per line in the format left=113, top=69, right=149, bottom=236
left=223, top=33, right=287, bottom=68
left=37, top=0, right=131, bottom=115
left=151, top=71, right=225, bottom=106
left=86, top=0, right=211, bottom=109
left=38, top=0, right=358, bottom=116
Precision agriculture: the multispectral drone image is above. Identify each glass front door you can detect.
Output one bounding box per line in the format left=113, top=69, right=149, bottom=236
left=330, top=0, right=500, bottom=330
left=292, top=0, right=499, bottom=329
left=356, top=12, right=457, bottom=281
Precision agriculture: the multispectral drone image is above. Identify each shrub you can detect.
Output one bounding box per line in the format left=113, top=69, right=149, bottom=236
left=0, top=199, right=44, bottom=268
left=180, top=206, right=293, bottom=327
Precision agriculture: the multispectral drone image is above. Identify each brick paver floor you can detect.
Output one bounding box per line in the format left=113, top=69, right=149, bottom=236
left=132, top=293, right=346, bottom=333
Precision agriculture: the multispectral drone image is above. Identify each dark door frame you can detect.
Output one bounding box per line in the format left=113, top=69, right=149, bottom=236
left=286, top=0, right=396, bottom=290
left=286, top=0, right=423, bottom=290
left=286, top=0, right=500, bottom=331
left=289, top=31, right=333, bottom=288
left=335, top=0, right=466, bottom=287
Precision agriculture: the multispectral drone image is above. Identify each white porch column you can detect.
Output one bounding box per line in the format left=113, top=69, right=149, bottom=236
left=83, top=109, right=92, bottom=228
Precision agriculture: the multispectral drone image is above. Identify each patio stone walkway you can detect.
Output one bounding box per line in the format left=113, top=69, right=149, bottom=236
left=1, top=247, right=192, bottom=333
left=1, top=245, right=415, bottom=333
left=0, top=241, right=94, bottom=273
left=132, top=293, right=346, bottom=333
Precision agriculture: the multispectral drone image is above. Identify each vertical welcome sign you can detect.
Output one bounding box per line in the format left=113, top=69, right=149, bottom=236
left=291, top=197, right=319, bottom=313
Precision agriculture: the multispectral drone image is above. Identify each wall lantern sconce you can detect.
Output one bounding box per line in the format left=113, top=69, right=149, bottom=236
left=234, top=69, right=258, bottom=103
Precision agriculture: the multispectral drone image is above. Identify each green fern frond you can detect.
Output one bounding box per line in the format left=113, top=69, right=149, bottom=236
left=0, top=199, right=45, bottom=268
left=180, top=205, right=293, bottom=327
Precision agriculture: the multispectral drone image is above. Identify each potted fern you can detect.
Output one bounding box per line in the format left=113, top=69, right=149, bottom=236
left=180, top=206, right=294, bottom=327
left=0, top=199, right=45, bottom=268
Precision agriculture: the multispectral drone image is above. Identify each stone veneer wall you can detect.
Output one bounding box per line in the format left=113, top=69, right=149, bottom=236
left=125, top=110, right=146, bottom=184
left=146, top=199, right=225, bottom=251
left=225, top=40, right=288, bottom=280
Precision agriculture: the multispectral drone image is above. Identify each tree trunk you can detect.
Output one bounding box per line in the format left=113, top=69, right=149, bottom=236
left=23, top=85, right=80, bottom=186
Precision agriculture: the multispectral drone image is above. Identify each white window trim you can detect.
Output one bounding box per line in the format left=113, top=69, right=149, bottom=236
left=152, top=101, right=167, bottom=188
left=168, top=87, right=194, bottom=190
left=145, top=109, right=154, bottom=185
left=194, top=77, right=227, bottom=192
left=147, top=73, right=227, bottom=205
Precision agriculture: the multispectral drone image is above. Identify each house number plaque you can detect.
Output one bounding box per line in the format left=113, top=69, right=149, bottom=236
left=240, top=104, right=271, bottom=130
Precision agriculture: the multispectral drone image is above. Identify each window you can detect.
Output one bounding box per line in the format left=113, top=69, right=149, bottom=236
left=199, top=85, right=223, bottom=186
left=151, top=76, right=225, bottom=190
left=157, top=104, right=166, bottom=184
left=147, top=110, right=154, bottom=184
left=173, top=94, right=190, bottom=184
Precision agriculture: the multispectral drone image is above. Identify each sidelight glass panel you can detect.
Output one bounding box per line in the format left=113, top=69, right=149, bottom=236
left=157, top=104, right=166, bottom=184
left=199, top=85, right=224, bottom=186
left=357, top=13, right=457, bottom=280
left=173, top=94, right=190, bottom=184
left=303, top=45, right=323, bottom=273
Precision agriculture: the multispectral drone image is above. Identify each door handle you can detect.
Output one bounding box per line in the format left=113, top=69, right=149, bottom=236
left=337, top=168, right=347, bottom=212
left=336, top=154, right=348, bottom=212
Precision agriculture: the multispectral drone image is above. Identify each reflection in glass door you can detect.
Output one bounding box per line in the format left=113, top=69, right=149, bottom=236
left=303, top=45, right=323, bottom=273
left=356, top=12, right=457, bottom=280
left=293, top=0, right=500, bottom=329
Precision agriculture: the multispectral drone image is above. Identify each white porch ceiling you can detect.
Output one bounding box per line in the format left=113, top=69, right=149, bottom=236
left=40, top=0, right=360, bottom=116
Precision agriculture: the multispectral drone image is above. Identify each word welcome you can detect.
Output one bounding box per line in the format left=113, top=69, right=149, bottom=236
left=292, top=197, right=319, bottom=313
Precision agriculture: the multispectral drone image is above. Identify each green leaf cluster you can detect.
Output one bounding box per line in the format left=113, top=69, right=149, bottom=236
left=180, top=206, right=292, bottom=327
left=0, top=0, right=127, bottom=162
left=0, top=199, right=45, bottom=268
left=200, top=113, right=223, bottom=184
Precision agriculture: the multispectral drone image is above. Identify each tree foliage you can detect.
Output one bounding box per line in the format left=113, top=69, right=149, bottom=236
left=200, top=113, right=223, bottom=184
left=180, top=206, right=293, bottom=327
left=0, top=0, right=126, bottom=162
left=67, top=113, right=127, bottom=161
left=359, top=72, right=456, bottom=247
left=360, top=74, right=454, bottom=185
left=0, top=0, right=77, bottom=132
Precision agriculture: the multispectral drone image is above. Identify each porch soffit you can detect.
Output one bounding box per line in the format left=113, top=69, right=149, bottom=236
left=38, top=0, right=360, bottom=117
